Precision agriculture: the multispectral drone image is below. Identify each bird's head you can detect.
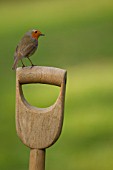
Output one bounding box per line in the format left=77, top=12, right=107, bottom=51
left=32, top=29, right=45, bottom=39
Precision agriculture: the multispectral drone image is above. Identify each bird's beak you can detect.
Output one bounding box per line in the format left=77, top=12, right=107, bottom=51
left=40, top=34, right=45, bottom=36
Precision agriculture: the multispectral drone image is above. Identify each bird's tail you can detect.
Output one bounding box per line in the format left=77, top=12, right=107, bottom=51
left=12, top=57, right=18, bottom=70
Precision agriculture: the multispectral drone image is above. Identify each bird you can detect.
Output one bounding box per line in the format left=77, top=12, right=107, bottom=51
left=12, top=29, right=45, bottom=70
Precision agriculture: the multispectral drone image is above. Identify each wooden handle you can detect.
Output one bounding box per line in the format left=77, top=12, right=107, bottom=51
left=29, top=149, right=45, bottom=170
left=16, top=66, right=67, bottom=149
left=17, top=66, right=67, bottom=87
left=16, top=66, right=67, bottom=170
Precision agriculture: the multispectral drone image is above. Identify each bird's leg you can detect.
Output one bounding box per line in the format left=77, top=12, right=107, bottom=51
left=21, top=60, right=25, bottom=68
left=27, top=57, right=35, bottom=67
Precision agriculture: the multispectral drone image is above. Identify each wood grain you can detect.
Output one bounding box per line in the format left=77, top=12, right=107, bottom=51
left=16, top=66, right=67, bottom=170
left=29, top=149, right=45, bottom=170
left=17, top=66, right=66, bottom=86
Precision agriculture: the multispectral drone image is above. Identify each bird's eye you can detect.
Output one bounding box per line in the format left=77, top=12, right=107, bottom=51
left=35, top=30, right=37, bottom=33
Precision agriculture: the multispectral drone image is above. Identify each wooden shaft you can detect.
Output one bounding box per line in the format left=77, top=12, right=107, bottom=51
left=17, top=66, right=67, bottom=86
left=29, top=149, right=45, bottom=170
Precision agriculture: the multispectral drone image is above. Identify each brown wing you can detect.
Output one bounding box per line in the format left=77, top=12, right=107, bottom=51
left=21, top=42, right=38, bottom=57
left=15, top=35, right=38, bottom=58
left=14, top=45, right=19, bottom=59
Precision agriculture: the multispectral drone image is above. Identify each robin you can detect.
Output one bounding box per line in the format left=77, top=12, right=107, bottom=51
left=12, top=29, right=45, bottom=70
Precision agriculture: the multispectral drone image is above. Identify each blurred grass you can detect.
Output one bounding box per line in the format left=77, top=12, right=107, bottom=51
left=0, top=0, right=113, bottom=170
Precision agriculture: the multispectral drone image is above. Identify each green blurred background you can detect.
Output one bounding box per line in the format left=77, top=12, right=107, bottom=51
left=0, top=0, right=113, bottom=169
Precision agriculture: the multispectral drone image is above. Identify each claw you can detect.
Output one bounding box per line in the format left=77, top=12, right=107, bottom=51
left=30, top=64, right=37, bottom=69
left=22, top=64, right=25, bottom=68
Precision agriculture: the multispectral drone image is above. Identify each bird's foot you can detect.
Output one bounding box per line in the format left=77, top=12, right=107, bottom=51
left=31, top=64, right=37, bottom=68
left=22, top=64, right=26, bottom=68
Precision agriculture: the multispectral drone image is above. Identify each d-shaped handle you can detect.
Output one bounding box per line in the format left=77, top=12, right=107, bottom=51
left=16, top=66, right=67, bottom=149
left=16, top=66, right=66, bottom=86
left=16, top=66, right=67, bottom=170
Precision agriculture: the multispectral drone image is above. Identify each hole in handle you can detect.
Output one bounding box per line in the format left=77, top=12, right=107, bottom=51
left=22, top=84, right=60, bottom=108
